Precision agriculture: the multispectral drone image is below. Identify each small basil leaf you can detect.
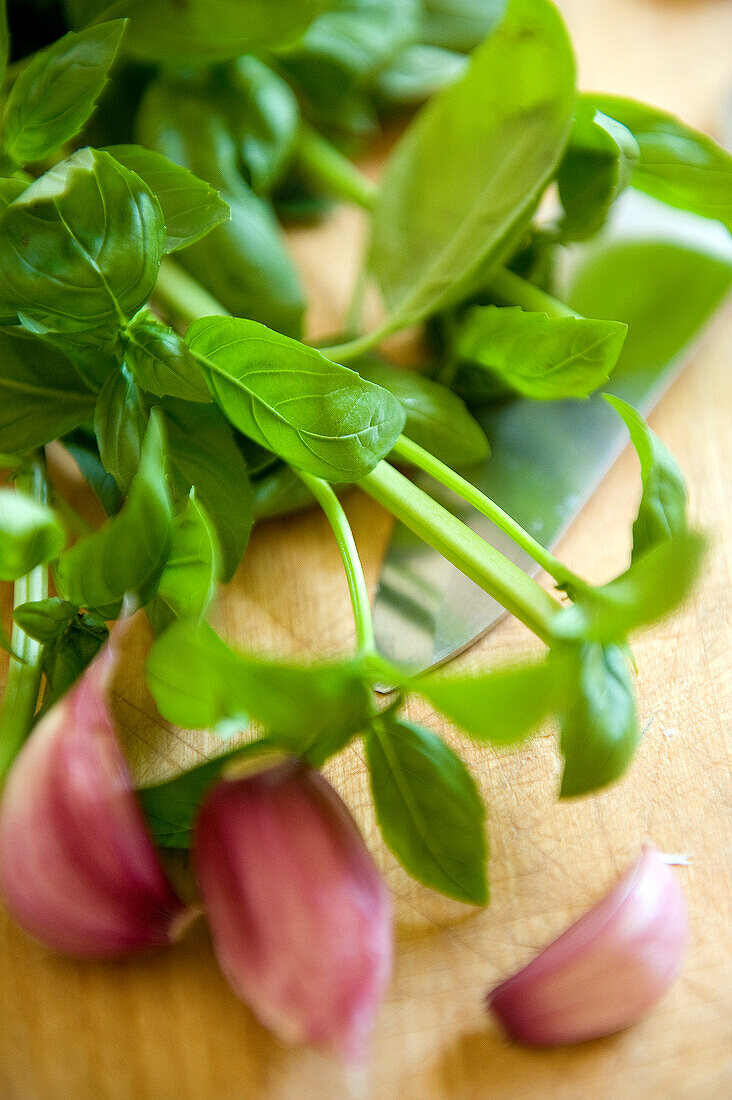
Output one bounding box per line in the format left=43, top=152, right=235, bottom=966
left=605, top=396, right=688, bottom=561
left=137, top=739, right=273, bottom=849
left=455, top=305, right=627, bottom=400
left=252, top=464, right=318, bottom=520
left=56, top=411, right=173, bottom=618
left=365, top=718, right=488, bottom=904
left=161, top=398, right=253, bottom=582
left=0, top=330, right=95, bottom=454
left=1, top=21, right=125, bottom=167
left=125, top=313, right=211, bottom=403
left=418, top=656, right=566, bottom=746
left=554, top=642, right=639, bottom=797
left=41, top=612, right=108, bottom=707
left=147, top=492, right=220, bottom=636
left=231, top=58, right=300, bottom=193
left=12, top=598, right=78, bottom=644
left=374, top=44, right=466, bottom=105
left=554, top=530, right=706, bottom=644
left=356, top=356, right=489, bottom=466
left=368, top=0, right=575, bottom=330
left=421, top=0, right=507, bottom=52
left=93, top=367, right=148, bottom=494
left=186, top=317, right=406, bottom=482
left=104, top=144, right=229, bottom=252
left=0, top=149, right=165, bottom=334
left=63, top=431, right=123, bottom=516
left=589, top=94, right=732, bottom=231
left=0, top=490, right=65, bottom=580
left=557, top=102, right=640, bottom=242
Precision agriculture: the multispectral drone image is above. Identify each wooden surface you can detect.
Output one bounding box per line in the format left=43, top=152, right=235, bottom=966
left=1, top=2, right=731, bottom=1097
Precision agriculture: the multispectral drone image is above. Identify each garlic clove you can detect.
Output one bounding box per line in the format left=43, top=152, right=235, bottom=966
left=0, top=625, right=190, bottom=957
left=194, top=759, right=393, bottom=1062
left=487, top=845, right=689, bottom=1046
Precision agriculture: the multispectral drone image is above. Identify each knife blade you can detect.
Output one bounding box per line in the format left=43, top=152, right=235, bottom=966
left=372, top=192, right=732, bottom=677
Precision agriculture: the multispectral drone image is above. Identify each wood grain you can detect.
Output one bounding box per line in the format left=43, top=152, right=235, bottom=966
left=1, top=2, right=731, bottom=1096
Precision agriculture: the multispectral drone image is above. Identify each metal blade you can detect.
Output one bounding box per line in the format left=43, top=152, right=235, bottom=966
left=373, top=193, right=732, bottom=676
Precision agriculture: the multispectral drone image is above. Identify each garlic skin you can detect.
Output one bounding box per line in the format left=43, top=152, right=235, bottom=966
left=0, top=634, right=189, bottom=957
left=487, top=845, right=688, bottom=1046
left=194, top=760, right=393, bottom=1062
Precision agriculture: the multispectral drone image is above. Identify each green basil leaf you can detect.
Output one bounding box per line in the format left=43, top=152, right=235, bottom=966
left=588, top=94, right=732, bottom=231
left=147, top=492, right=220, bottom=636
left=355, top=355, right=489, bottom=466
left=125, top=313, right=210, bottom=403
left=1, top=21, right=125, bottom=167
left=0, top=330, right=95, bottom=454
left=104, top=144, right=229, bottom=252
left=374, top=44, right=466, bottom=105
left=0, top=490, right=65, bottom=580
left=365, top=717, right=488, bottom=904
left=418, top=656, right=566, bottom=746
left=554, top=529, right=706, bottom=644
left=66, top=0, right=329, bottom=62
left=368, top=0, right=575, bottom=331
left=252, top=464, right=318, bottom=520
left=146, top=619, right=374, bottom=766
left=421, top=0, right=507, bottom=52
left=186, top=316, right=406, bottom=482
left=93, top=367, right=148, bottom=494
left=13, top=597, right=78, bottom=644
left=455, top=305, right=627, bottom=400
left=161, top=398, right=253, bottom=582
left=56, top=410, right=173, bottom=618
left=231, top=58, right=300, bottom=194
left=41, top=612, right=108, bottom=707
left=0, top=177, right=27, bottom=212
left=137, top=739, right=273, bottom=849
left=0, top=1, right=8, bottom=88
left=63, top=431, right=123, bottom=516
left=0, top=148, right=165, bottom=334
left=554, top=642, right=639, bottom=797
left=605, top=396, right=688, bottom=561
left=557, top=102, right=640, bottom=241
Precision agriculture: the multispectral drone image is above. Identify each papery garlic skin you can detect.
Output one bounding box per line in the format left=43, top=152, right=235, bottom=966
left=0, top=638, right=189, bottom=957
left=194, top=760, right=393, bottom=1062
left=488, top=845, right=688, bottom=1046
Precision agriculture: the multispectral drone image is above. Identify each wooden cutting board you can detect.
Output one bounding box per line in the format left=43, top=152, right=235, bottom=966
left=1, top=2, right=730, bottom=1096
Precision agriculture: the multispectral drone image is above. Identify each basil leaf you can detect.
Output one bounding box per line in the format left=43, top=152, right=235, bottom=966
left=65, top=0, right=328, bottom=62
left=0, top=148, right=165, bottom=335
left=56, top=411, right=173, bottom=618
left=125, top=313, right=211, bottom=403
left=455, top=305, right=627, bottom=400
left=554, top=642, right=639, bottom=797
left=0, top=21, right=125, bottom=167
left=365, top=718, right=488, bottom=904
left=605, top=396, right=688, bottom=561
left=0, top=1, right=8, bottom=87
left=368, top=0, right=575, bottom=331
left=554, top=530, right=706, bottom=644
left=12, top=597, right=78, bottom=644
left=161, top=398, right=252, bottom=582
left=418, top=657, right=566, bottom=746
left=146, top=619, right=374, bottom=766
left=421, top=0, right=507, bottom=52
left=93, top=367, right=148, bottom=494
left=588, top=94, right=732, bottom=232
left=557, top=102, right=640, bottom=241
left=186, top=317, right=406, bottom=482
left=41, top=612, right=108, bottom=706
left=0, top=330, right=95, bottom=454
left=104, top=144, right=229, bottom=252
left=137, top=739, right=272, bottom=849
left=374, top=45, right=466, bottom=105
left=0, top=177, right=27, bottom=211
left=0, top=490, right=64, bottom=580
left=356, top=356, right=489, bottom=466
left=63, top=431, right=123, bottom=516
left=147, top=492, right=220, bottom=636
left=231, top=58, right=300, bottom=194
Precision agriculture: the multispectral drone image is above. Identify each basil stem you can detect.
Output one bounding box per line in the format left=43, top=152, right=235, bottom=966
left=296, top=122, right=378, bottom=213
left=153, top=258, right=230, bottom=327
left=485, top=265, right=580, bottom=319
left=0, top=456, right=50, bottom=783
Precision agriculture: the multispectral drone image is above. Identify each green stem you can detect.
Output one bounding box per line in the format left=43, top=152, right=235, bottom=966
left=486, top=266, right=580, bottom=319
left=295, top=123, right=378, bottom=212
left=0, top=459, right=50, bottom=783
left=392, top=435, right=582, bottom=587
left=360, top=461, right=560, bottom=644
left=153, top=258, right=230, bottom=328
left=294, top=471, right=375, bottom=656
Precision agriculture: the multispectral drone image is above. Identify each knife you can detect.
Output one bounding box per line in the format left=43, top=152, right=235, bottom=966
left=372, top=192, right=732, bottom=677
